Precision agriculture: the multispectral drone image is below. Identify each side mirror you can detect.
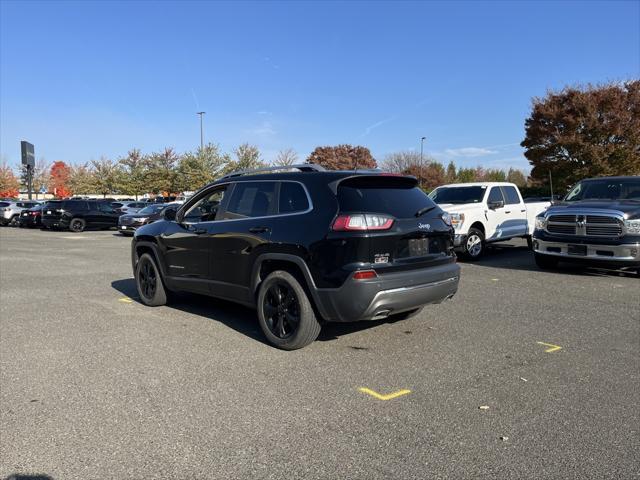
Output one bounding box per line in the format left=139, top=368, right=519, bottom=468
left=488, top=200, right=504, bottom=210
left=163, top=207, right=177, bottom=221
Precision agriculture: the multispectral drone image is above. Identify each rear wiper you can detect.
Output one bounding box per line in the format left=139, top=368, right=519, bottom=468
left=415, top=206, right=436, bottom=217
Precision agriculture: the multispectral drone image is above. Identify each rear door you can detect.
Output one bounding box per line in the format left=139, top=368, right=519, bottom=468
left=334, top=176, right=454, bottom=272
left=500, top=185, right=527, bottom=237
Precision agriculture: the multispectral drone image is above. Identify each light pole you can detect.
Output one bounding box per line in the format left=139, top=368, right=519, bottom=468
left=420, top=136, right=426, bottom=188
left=197, top=111, right=206, bottom=151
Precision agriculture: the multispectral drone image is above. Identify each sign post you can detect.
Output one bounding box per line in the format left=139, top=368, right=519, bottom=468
left=21, top=141, right=35, bottom=200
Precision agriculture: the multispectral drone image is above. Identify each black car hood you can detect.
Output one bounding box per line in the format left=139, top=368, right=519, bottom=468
left=551, top=200, right=640, bottom=218
left=121, top=212, right=162, bottom=221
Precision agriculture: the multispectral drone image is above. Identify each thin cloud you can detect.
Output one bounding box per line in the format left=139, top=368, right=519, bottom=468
left=360, top=115, right=396, bottom=137
left=444, top=147, right=498, bottom=157
left=248, top=121, right=276, bottom=137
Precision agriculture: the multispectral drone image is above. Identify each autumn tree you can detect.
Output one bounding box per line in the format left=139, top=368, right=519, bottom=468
left=0, top=161, right=20, bottom=198
left=49, top=161, right=72, bottom=198
left=401, top=162, right=445, bottom=191
left=307, top=145, right=376, bottom=170
left=177, top=144, right=230, bottom=191
left=68, top=163, right=97, bottom=195
left=274, top=148, right=298, bottom=167
left=522, top=80, right=640, bottom=189
left=118, top=149, right=147, bottom=199
left=484, top=169, right=507, bottom=182
left=456, top=168, right=477, bottom=183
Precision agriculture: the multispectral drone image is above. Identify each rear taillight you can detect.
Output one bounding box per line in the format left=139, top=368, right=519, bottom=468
left=353, top=270, right=378, bottom=280
left=332, top=214, right=394, bottom=231
left=30, top=212, right=38, bottom=216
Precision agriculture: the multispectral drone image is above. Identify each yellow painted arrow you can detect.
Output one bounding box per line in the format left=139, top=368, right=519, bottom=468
left=537, top=341, right=562, bottom=353
left=358, top=387, right=411, bottom=401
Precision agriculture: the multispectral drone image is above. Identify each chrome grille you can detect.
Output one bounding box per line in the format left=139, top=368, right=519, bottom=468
left=545, top=213, right=623, bottom=237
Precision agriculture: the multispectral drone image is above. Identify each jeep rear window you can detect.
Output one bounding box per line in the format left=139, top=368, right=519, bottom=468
left=337, top=177, right=435, bottom=218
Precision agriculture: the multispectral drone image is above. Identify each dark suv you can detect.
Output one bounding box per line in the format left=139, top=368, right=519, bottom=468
left=131, top=165, right=460, bottom=349
left=42, top=199, right=121, bottom=232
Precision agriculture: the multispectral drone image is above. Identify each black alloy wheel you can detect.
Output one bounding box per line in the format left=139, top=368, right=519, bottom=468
left=263, top=281, right=300, bottom=339
left=69, top=218, right=86, bottom=232
left=138, top=258, right=157, bottom=301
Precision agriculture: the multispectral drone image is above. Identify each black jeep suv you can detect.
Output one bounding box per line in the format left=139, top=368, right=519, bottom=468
left=42, top=199, right=121, bottom=232
left=131, top=165, right=460, bottom=349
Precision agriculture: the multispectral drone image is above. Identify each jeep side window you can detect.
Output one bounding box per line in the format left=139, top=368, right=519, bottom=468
left=183, top=187, right=227, bottom=223
left=278, top=182, right=309, bottom=213
left=224, top=182, right=277, bottom=219
left=487, top=187, right=504, bottom=204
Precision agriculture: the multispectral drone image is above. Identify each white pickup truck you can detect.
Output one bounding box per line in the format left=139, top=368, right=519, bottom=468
left=429, top=182, right=550, bottom=259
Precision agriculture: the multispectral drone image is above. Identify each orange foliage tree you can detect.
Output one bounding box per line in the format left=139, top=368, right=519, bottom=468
left=0, top=162, right=20, bottom=198
left=49, top=161, right=72, bottom=197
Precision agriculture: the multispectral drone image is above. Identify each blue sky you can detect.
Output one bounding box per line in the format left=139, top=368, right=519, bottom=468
left=1, top=0, right=638, bottom=172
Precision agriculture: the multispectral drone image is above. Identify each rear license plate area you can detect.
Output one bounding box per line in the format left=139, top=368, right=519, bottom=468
left=568, top=244, right=587, bottom=256
left=408, top=238, right=429, bottom=256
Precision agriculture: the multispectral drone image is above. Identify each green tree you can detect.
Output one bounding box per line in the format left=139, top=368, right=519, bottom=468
left=118, top=149, right=147, bottom=199
left=68, top=163, right=97, bottom=195
left=484, top=169, right=507, bottom=182
left=307, top=145, right=377, bottom=170
left=91, top=157, right=123, bottom=197
left=177, top=144, right=230, bottom=191
left=522, top=80, right=640, bottom=189
left=145, top=147, right=180, bottom=194
left=506, top=168, right=527, bottom=187
left=222, top=143, right=265, bottom=175
left=456, top=168, right=477, bottom=183
left=445, top=161, right=457, bottom=184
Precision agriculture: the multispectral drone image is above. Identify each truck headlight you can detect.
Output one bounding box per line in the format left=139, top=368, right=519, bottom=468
left=449, top=213, right=465, bottom=230
left=625, top=219, right=640, bottom=234
left=535, top=216, right=547, bottom=230
left=440, top=212, right=452, bottom=226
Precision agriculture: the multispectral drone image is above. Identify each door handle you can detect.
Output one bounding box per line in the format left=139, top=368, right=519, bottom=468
left=249, top=226, right=271, bottom=234
left=190, top=227, right=207, bottom=234
left=505, top=211, right=511, bottom=214
left=520, top=209, right=526, bottom=213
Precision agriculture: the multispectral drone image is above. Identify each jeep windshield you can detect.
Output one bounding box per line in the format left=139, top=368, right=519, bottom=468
left=429, top=186, right=486, bottom=204
left=564, top=178, right=640, bottom=202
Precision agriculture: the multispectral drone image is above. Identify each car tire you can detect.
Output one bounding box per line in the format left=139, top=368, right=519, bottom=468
left=69, top=218, right=86, bottom=232
left=525, top=235, right=534, bottom=250
left=534, top=252, right=559, bottom=270
left=462, top=228, right=485, bottom=260
left=135, top=253, right=168, bottom=306
left=9, top=215, right=19, bottom=227
left=257, top=270, right=321, bottom=350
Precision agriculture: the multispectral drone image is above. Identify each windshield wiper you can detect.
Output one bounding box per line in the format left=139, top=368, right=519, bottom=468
left=415, top=206, right=436, bottom=217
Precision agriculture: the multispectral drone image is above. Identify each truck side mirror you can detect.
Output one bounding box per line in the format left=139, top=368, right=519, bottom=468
left=488, top=200, right=504, bottom=210
left=163, top=207, right=177, bottom=221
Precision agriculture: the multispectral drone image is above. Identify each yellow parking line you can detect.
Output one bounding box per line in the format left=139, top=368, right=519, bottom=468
left=358, top=387, right=411, bottom=401
left=118, top=297, right=134, bottom=303
left=537, top=341, right=562, bottom=353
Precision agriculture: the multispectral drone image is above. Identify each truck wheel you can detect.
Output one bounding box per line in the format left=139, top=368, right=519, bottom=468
left=69, top=218, right=86, bottom=232
left=462, top=228, right=484, bottom=260
left=534, top=253, right=559, bottom=270
left=257, top=270, right=321, bottom=350
left=135, top=253, right=168, bottom=306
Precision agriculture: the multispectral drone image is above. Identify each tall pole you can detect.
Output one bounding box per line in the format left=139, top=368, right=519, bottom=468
left=197, top=111, right=206, bottom=151
left=420, top=136, right=426, bottom=188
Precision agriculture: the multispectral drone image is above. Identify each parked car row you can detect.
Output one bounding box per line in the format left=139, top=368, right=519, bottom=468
left=0, top=198, right=179, bottom=233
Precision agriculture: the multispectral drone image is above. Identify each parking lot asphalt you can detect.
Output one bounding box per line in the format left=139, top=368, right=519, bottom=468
left=0, top=227, right=638, bottom=480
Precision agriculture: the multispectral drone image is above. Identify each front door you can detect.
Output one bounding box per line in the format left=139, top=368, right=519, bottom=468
left=485, top=187, right=508, bottom=240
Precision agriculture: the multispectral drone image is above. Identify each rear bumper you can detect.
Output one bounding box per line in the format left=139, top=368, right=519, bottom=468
left=533, top=237, right=640, bottom=266
left=42, top=217, right=68, bottom=229
left=18, top=216, right=40, bottom=227
left=315, top=261, right=460, bottom=322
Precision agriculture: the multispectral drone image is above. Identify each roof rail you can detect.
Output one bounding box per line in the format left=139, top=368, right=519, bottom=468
left=220, top=163, right=326, bottom=180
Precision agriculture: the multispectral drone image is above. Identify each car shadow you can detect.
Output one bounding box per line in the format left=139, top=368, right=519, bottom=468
left=110, top=278, right=412, bottom=346
left=465, top=241, right=639, bottom=278
left=4, top=475, right=54, bottom=480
